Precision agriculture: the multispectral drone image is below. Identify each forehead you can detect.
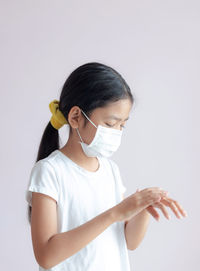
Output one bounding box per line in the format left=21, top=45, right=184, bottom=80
left=97, top=99, right=132, bottom=120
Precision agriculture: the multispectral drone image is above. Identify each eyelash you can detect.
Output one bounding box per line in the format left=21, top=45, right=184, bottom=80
left=105, top=123, right=126, bottom=129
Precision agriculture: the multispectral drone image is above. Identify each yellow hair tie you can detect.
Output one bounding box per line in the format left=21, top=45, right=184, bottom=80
left=49, top=99, right=68, bottom=130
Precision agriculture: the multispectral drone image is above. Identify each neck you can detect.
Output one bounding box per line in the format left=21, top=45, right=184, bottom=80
left=59, top=134, right=99, bottom=171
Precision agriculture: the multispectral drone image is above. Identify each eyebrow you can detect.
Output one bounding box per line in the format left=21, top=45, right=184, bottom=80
left=106, top=115, right=129, bottom=121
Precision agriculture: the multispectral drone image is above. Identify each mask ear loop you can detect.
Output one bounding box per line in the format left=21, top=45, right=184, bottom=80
left=76, top=109, right=98, bottom=143
left=81, top=109, right=98, bottom=128
left=76, top=127, right=84, bottom=142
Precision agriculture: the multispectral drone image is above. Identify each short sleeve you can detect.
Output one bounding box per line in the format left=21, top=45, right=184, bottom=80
left=109, top=159, right=127, bottom=195
left=25, top=160, right=59, bottom=207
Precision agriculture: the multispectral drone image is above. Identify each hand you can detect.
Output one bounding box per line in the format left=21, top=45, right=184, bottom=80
left=135, top=188, right=188, bottom=221
left=115, top=187, right=168, bottom=222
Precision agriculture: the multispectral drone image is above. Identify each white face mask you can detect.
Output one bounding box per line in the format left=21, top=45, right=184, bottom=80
left=76, top=109, right=123, bottom=158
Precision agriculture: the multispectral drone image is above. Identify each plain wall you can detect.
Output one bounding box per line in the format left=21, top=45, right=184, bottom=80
left=0, top=0, right=199, bottom=270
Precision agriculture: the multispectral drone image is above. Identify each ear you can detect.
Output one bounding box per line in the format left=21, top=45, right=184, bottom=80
left=67, top=106, right=83, bottom=129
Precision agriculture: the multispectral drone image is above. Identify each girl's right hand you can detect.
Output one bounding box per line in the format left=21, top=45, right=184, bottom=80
left=114, top=187, right=168, bottom=222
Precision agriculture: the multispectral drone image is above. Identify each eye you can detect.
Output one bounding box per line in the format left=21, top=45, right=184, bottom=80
left=105, top=123, right=126, bottom=129
left=105, top=123, right=112, bottom=127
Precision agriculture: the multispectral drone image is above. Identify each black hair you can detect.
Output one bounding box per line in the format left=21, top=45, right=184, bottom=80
left=27, top=61, right=134, bottom=224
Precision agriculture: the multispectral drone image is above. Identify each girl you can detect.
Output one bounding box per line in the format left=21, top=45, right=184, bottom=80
left=25, top=62, right=187, bottom=271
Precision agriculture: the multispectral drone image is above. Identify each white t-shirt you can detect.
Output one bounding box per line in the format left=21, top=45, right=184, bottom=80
left=25, top=149, right=131, bottom=271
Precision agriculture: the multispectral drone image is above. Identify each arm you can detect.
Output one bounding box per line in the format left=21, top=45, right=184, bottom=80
left=31, top=192, right=117, bottom=270
left=122, top=193, right=151, bottom=251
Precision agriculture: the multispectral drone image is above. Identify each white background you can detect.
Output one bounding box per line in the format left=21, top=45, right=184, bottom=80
left=0, top=0, right=199, bottom=270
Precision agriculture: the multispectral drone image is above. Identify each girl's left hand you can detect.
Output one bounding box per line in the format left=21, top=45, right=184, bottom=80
left=136, top=188, right=188, bottom=221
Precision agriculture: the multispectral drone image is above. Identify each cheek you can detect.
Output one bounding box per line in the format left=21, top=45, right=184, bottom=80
left=83, top=125, right=97, bottom=144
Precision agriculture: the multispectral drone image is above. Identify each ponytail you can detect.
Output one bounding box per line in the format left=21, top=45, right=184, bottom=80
left=27, top=61, right=134, bottom=225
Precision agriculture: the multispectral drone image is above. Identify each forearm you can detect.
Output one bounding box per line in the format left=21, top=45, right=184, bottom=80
left=125, top=209, right=151, bottom=250
left=41, top=207, right=116, bottom=269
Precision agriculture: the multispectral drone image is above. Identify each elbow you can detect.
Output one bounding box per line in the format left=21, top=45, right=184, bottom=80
left=125, top=236, right=140, bottom=251
left=127, top=239, right=141, bottom=250
left=37, top=252, right=59, bottom=270
left=34, top=248, right=52, bottom=270
left=35, top=243, right=70, bottom=270
left=38, top=257, right=54, bottom=270
left=35, top=253, right=50, bottom=270
left=125, top=234, right=142, bottom=251
left=127, top=244, right=139, bottom=251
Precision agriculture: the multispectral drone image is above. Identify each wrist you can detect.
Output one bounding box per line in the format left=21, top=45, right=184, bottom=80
left=107, top=206, right=119, bottom=223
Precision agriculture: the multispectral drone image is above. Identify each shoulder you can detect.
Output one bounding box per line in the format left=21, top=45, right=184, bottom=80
left=31, top=159, right=54, bottom=173
left=29, top=158, right=58, bottom=185
left=31, top=150, right=60, bottom=173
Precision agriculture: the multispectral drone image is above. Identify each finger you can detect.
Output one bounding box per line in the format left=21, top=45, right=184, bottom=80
left=152, top=201, right=171, bottom=220
left=141, top=187, right=168, bottom=194
left=171, top=199, right=188, bottom=217
left=160, top=197, right=182, bottom=219
left=146, top=205, right=160, bottom=221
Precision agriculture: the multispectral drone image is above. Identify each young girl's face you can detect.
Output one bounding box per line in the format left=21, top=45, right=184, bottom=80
left=75, top=98, right=133, bottom=145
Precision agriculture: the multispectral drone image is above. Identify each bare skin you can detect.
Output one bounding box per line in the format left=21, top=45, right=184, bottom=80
left=60, top=99, right=187, bottom=221
left=59, top=98, right=132, bottom=172
left=122, top=188, right=188, bottom=250
left=130, top=188, right=187, bottom=221
left=30, top=99, right=187, bottom=269
left=59, top=99, right=187, bottom=250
